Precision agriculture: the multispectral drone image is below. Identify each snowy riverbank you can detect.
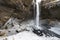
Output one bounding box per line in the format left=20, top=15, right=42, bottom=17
left=0, top=18, right=60, bottom=40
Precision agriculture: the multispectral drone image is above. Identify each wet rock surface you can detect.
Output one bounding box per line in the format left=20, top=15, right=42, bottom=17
left=33, top=29, right=60, bottom=38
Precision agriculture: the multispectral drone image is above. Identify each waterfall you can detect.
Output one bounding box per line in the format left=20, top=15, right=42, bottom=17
left=36, top=0, right=40, bottom=29
left=33, top=0, right=43, bottom=30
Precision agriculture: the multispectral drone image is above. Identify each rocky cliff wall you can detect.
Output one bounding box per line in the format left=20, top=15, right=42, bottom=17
left=41, top=0, right=60, bottom=21
left=0, top=0, right=33, bottom=26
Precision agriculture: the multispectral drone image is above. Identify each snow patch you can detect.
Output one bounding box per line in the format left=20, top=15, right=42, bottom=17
left=0, top=31, right=60, bottom=40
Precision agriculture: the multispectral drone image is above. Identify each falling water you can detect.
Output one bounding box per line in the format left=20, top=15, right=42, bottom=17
left=33, top=0, right=42, bottom=30
left=36, top=0, right=41, bottom=29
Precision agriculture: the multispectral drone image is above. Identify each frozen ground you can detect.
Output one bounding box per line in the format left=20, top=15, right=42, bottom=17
left=0, top=31, right=60, bottom=40
left=0, top=18, right=60, bottom=40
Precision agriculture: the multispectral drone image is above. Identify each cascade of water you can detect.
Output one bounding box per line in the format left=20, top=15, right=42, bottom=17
left=36, top=0, right=40, bottom=29
left=33, top=0, right=43, bottom=30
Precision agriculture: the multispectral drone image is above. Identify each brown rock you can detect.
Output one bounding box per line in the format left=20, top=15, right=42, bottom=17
left=0, top=30, right=6, bottom=36
left=0, top=0, right=33, bottom=27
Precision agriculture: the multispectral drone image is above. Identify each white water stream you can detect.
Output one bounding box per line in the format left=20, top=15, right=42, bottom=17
left=34, top=0, right=43, bottom=30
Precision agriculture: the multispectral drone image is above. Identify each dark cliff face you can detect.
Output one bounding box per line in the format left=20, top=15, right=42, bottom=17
left=41, top=0, right=60, bottom=21
left=0, top=0, right=33, bottom=26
